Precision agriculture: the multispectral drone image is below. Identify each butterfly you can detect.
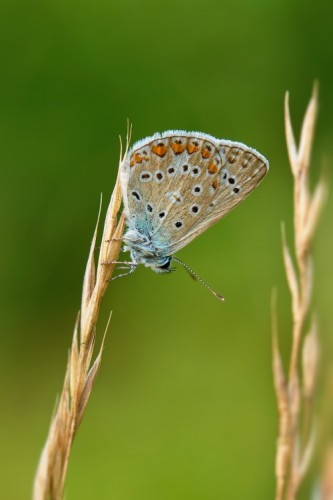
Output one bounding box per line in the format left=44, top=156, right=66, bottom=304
left=118, top=130, right=269, bottom=299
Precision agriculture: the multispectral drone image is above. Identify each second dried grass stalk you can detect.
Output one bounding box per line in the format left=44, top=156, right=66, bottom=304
left=273, top=85, right=326, bottom=500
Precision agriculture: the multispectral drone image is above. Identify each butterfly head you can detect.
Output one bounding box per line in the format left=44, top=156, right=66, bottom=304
left=130, top=248, right=172, bottom=273
left=151, top=256, right=172, bottom=273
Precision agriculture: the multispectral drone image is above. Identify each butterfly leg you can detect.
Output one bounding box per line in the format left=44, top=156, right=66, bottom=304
left=107, top=263, right=137, bottom=282
left=101, top=259, right=138, bottom=281
left=105, top=236, right=146, bottom=243
left=101, top=260, right=138, bottom=266
left=105, top=237, right=123, bottom=242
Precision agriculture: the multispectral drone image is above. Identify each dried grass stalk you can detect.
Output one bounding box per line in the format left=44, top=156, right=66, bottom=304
left=320, top=447, right=333, bottom=500
left=273, top=84, right=327, bottom=500
left=33, top=137, right=129, bottom=500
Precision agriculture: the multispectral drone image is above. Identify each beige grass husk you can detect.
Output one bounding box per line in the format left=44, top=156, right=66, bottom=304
left=273, top=84, right=327, bottom=500
left=33, top=138, right=129, bottom=500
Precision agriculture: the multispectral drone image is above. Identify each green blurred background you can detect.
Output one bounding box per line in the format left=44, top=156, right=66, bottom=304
left=1, top=0, right=332, bottom=498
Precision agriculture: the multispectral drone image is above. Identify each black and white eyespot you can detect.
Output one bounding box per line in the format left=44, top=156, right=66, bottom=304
left=174, top=219, right=184, bottom=230
left=131, top=190, right=141, bottom=202
left=158, top=209, right=168, bottom=219
left=154, top=170, right=165, bottom=183
left=190, top=166, right=201, bottom=177
left=228, top=175, right=236, bottom=185
left=139, top=170, right=153, bottom=182
left=190, top=203, right=200, bottom=215
left=181, top=164, right=190, bottom=174
left=231, top=185, right=242, bottom=196
left=165, top=191, right=183, bottom=205
left=146, top=202, right=154, bottom=213
left=166, top=165, right=177, bottom=177
left=221, top=168, right=229, bottom=183
left=192, top=184, right=203, bottom=196
left=207, top=199, right=217, bottom=211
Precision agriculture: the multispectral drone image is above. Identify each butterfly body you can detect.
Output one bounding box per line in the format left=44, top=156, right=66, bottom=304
left=121, top=225, right=172, bottom=273
left=120, top=130, right=269, bottom=274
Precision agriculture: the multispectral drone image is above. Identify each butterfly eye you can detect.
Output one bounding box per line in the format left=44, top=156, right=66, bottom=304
left=159, top=258, right=171, bottom=270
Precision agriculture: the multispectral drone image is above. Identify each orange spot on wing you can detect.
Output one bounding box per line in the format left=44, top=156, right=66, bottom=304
left=152, top=144, right=168, bottom=157
left=130, top=156, right=135, bottom=167
left=187, top=143, right=200, bottom=154
left=208, top=162, right=218, bottom=174
left=134, top=153, right=149, bottom=163
left=202, top=148, right=211, bottom=159
left=171, top=143, right=186, bottom=154
left=212, top=179, right=218, bottom=190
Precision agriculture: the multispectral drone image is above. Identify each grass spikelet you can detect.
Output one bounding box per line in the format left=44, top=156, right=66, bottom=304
left=33, top=133, right=130, bottom=500
left=272, top=84, right=326, bottom=500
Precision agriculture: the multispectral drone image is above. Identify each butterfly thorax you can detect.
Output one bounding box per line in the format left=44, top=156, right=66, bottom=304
left=123, top=228, right=172, bottom=273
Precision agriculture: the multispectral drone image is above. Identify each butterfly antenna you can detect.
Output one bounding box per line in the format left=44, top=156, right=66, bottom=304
left=172, top=257, right=225, bottom=302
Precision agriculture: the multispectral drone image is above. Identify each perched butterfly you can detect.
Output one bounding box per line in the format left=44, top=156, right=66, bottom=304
left=118, top=130, right=269, bottom=300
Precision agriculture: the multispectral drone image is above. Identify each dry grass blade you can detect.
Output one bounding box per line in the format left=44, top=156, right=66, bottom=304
left=318, top=446, right=333, bottom=499
left=33, top=134, right=130, bottom=500
left=273, top=84, right=326, bottom=500
left=272, top=293, right=290, bottom=500
left=298, top=82, right=318, bottom=175
left=284, top=92, right=298, bottom=176
left=302, top=317, right=319, bottom=401
left=281, top=224, right=300, bottom=320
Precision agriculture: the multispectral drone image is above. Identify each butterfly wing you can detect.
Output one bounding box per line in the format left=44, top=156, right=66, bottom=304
left=162, top=139, right=269, bottom=255
left=121, top=131, right=268, bottom=256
